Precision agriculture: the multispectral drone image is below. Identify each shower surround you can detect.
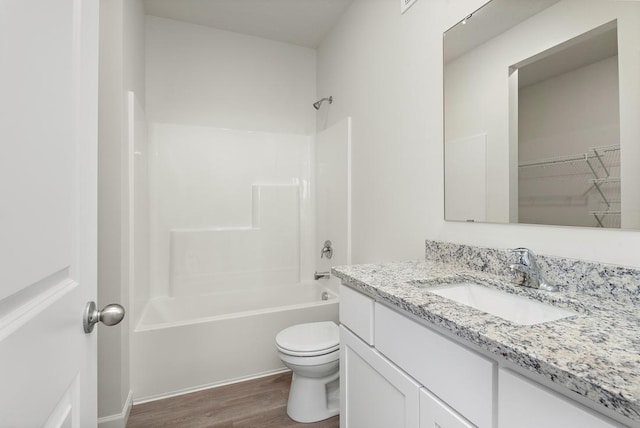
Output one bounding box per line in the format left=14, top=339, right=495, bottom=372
left=147, top=123, right=315, bottom=298
left=129, top=15, right=342, bottom=402
left=130, top=121, right=337, bottom=401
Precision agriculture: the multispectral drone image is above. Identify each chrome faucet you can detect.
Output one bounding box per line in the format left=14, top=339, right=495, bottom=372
left=314, top=271, right=330, bottom=280
left=509, top=248, right=558, bottom=292
left=321, top=240, right=333, bottom=259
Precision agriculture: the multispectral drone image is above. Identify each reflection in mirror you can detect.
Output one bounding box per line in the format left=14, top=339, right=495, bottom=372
left=517, top=22, right=619, bottom=228
left=444, top=0, right=640, bottom=230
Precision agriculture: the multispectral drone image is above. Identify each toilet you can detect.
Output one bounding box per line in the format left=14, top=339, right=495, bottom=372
left=276, top=321, right=340, bottom=423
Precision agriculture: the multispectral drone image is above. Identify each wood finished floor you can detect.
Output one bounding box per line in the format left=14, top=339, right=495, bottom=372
left=126, top=372, right=340, bottom=428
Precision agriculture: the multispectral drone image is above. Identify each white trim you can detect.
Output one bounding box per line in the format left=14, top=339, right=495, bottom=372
left=133, top=368, right=291, bottom=405
left=97, top=390, right=133, bottom=428
left=0, top=274, right=76, bottom=342
left=346, top=117, right=352, bottom=265
left=135, top=296, right=337, bottom=332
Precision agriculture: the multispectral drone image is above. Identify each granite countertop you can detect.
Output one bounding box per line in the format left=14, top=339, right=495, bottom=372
left=332, top=258, right=640, bottom=425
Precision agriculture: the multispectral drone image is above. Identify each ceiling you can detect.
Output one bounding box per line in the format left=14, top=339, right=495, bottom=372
left=444, top=0, right=561, bottom=63
left=143, top=0, right=353, bottom=48
left=518, top=22, right=618, bottom=87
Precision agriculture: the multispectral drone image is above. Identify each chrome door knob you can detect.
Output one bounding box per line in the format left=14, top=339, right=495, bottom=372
left=83, top=301, right=125, bottom=333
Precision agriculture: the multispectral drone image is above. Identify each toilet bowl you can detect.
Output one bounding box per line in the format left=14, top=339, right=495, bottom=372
left=276, top=321, right=340, bottom=423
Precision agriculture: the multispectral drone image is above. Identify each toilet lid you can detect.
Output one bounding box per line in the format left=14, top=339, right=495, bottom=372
left=276, top=321, right=339, bottom=355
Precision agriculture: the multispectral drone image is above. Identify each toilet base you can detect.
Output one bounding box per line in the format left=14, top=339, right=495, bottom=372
left=286, top=371, right=340, bottom=423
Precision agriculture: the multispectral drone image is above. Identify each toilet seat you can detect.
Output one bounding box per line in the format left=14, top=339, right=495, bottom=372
left=276, top=321, right=339, bottom=357
left=278, top=347, right=339, bottom=367
left=277, top=343, right=339, bottom=357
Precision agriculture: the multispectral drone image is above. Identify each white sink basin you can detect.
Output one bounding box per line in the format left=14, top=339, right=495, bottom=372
left=428, top=283, right=575, bottom=325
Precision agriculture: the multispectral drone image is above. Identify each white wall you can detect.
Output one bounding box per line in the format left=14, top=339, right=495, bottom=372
left=130, top=94, right=150, bottom=327
left=317, top=0, right=640, bottom=268
left=617, top=5, right=640, bottom=230
left=445, top=32, right=512, bottom=223
left=519, top=57, right=619, bottom=161
left=445, top=134, right=487, bottom=222
left=316, top=117, right=352, bottom=275
left=145, top=16, right=316, bottom=135
left=317, top=0, right=441, bottom=263
left=98, top=3, right=123, bottom=419
left=98, top=0, right=145, bottom=424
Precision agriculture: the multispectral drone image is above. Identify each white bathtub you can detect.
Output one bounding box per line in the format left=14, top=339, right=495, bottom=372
left=132, top=281, right=339, bottom=402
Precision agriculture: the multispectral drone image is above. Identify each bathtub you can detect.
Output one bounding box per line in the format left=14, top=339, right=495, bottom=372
left=131, top=281, right=339, bottom=402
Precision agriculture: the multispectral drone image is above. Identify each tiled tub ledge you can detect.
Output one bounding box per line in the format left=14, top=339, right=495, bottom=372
left=332, top=241, right=640, bottom=426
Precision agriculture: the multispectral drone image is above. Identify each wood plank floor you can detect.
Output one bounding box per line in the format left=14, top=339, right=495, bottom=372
left=126, top=372, right=340, bottom=428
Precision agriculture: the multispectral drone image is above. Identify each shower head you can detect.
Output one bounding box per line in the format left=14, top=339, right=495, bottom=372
left=313, top=96, right=333, bottom=110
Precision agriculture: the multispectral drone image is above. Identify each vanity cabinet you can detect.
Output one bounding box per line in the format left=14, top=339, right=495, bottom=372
left=341, top=326, right=420, bottom=428
left=339, top=284, right=625, bottom=428
left=420, top=388, right=475, bottom=428
left=375, top=303, right=495, bottom=428
left=499, top=368, right=622, bottom=428
left=339, top=285, right=480, bottom=428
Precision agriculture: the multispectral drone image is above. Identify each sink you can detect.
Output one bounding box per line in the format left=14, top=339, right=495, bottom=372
left=428, top=283, right=575, bottom=325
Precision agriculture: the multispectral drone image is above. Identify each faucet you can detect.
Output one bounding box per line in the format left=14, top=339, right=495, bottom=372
left=321, top=240, right=333, bottom=259
left=509, top=248, right=558, bottom=292
left=314, top=271, right=330, bottom=280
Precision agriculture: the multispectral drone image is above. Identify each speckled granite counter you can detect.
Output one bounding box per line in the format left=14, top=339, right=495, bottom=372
left=332, top=242, right=640, bottom=426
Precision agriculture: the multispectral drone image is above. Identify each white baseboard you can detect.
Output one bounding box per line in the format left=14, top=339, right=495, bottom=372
left=133, top=368, right=291, bottom=405
left=98, top=389, right=133, bottom=428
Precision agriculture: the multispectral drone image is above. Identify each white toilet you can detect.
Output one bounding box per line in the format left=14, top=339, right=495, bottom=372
left=275, top=321, right=340, bottom=423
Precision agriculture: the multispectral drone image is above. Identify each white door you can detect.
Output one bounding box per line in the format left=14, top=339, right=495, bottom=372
left=0, top=0, right=100, bottom=426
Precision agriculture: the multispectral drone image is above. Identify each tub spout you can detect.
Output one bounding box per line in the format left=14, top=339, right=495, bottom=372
left=314, top=271, right=330, bottom=280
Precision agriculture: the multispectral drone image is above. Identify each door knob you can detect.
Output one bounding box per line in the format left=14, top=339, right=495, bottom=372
left=83, top=301, right=125, bottom=333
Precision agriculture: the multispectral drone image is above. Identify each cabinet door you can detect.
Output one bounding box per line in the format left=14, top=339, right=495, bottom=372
left=341, top=326, right=420, bottom=428
left=420, top=388, right=475, bottom=428
left=499, top=369, right=622, bottom=428
left=375, top=303, right=495, bottom=428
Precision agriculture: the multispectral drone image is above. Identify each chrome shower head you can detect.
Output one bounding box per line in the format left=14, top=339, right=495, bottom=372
left=313, top=96, right=333, bottom=110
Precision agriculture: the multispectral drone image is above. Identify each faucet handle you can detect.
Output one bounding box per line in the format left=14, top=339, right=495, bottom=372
left=321, top=240, right=333, bottom=259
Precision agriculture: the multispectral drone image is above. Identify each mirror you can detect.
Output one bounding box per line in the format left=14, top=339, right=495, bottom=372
left=444, top=0, right=640, bottom=229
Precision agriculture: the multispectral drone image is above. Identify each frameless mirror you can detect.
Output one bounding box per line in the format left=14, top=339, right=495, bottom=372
left=444, top=0, right=640, bottom=229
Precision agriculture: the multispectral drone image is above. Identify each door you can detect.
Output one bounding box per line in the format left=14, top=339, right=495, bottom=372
left=341, top=326, right=420, bottom=428
left=0, top=0, right=99, bottom=426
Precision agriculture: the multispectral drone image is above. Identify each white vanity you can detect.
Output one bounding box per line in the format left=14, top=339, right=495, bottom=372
left=340, top=284, right=627, bottom=427
left=339, top=0, right=640, bottom=424
left=334, top=242, right=640, bottom=428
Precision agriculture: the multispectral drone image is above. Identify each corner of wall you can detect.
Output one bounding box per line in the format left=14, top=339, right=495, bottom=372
left=97, top=390, right=133, bottom=428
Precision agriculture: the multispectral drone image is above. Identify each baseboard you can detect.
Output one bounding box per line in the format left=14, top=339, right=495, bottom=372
left=98, top=389, right=133, bottom=428
left=133, top=368, right=291, bottom=405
